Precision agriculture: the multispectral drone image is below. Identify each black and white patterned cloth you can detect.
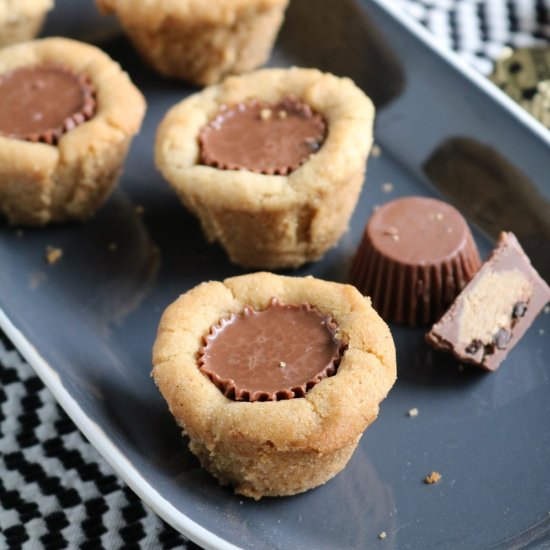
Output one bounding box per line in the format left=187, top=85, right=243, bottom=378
left=1, top=2, right=549, bottom=548
left=395, top=0, right=550, bottom=74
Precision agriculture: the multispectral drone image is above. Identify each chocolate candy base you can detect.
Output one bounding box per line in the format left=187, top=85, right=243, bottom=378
left=427, top=232, right=550, bottom=371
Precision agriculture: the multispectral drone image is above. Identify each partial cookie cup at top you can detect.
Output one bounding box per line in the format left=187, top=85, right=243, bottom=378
left=0, top=37, right=146, bottom=226
left=156, top=67, right=375, bottom=269
left=152, top=272, right=396, bottom=499
left=0, top=0, right=53, bottom=47
left=96, top=0, right=289, bottom=86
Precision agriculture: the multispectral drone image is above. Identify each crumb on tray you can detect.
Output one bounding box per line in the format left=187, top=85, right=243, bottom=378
left=424, top=471, right=442, bottom=484
left=45, top=246, right=63, bottom=265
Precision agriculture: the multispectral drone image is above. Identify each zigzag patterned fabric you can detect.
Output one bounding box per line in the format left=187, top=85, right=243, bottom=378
left=395, top=0, right=550, bottom=74
left=1, top=2, right=549, bottom=548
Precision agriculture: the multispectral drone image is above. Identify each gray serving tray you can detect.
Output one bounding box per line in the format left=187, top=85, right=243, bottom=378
left=1, top=1, right=549, bottom=548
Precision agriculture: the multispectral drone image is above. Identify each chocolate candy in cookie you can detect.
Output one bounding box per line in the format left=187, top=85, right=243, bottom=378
left=198, top=299, right=344, bottom=401
left=0, top=64, right=96, bottom=145
left=349, top=196, right=481, bottom=326
left=199, top=97, right=326, bottom=176
left=426, top=232, right=550, bottom=371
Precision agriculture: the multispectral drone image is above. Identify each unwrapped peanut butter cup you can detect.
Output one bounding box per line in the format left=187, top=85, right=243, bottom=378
left=427, top=232, right=550, bottom=371
left=349, top=196, right=481, bottom=326
left=198, top=299, right=344, bottom=401
left=199, top=97, right=326, bottom=176
left=0, top=64, right=96, bottom=145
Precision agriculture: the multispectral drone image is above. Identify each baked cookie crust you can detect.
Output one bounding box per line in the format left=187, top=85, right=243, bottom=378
left=96, top=0, right=289, bottom=85
left=0, top=0, right=53, bottom=47
left=152, top=272, right=396, bottom=499
left=0, top=37, right=146, bottom=226
left=156, top=67, right=375, bottom=269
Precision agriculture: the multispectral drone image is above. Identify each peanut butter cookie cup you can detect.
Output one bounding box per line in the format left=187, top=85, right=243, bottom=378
left=0, top=38, right=146, bottom=226
left=156, top=67, right=375, bottom=269
left=96, top=0, right=289, bottom=85
left=0, top=0, right=53, bottom=47
left=152, top=272, right=396, bottom=499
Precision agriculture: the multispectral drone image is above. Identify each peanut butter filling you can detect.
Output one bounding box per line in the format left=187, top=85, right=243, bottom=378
left=458, top=270, right=532, bottom=347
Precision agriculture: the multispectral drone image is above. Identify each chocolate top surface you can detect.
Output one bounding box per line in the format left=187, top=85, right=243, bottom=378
left=199, top=97, right=326, bottom=176
left=368, top=196, right=470, bottom=265
left=0, top=64, right=96, bottom=144
left=427, top=232, right=550, bottom=371
left=198, top=300, right=343, bottom=401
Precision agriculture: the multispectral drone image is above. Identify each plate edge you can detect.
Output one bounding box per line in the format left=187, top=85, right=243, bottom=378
left=0, top=307, right=243, bottom=550
left=371, top=0, right=550, bottom=147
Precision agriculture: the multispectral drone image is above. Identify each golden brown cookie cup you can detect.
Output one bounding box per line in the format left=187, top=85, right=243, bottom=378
left=152, top=272, right=396, bottom=499
left=0, top=0, right=53, bottom=47
left=155, top=68, right=375, bottom=269
left=0, top=38, right=146, bottom=226
left=96, top=0, right=289, bottom=86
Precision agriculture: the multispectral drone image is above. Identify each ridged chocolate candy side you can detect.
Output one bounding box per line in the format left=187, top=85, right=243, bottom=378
left=349, top=196, right=481, bottom=326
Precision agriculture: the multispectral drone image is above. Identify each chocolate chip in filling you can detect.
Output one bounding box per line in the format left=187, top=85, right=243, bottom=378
left=198, top=299, right=345, bottom=401
left=0, top=64, right=96, bottom=145
left=198, top=97, right=327, bottom=176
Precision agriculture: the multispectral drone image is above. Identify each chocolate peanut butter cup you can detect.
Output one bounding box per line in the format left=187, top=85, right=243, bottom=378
left=0, top=64, right=96, bottom=145
left=349, top=196, right=481, bottom=326
left=427, top=232, right=550, bottom=371
left=199, top=98, right=326, bottom=176
left=198, top=299, right=344, bottom=401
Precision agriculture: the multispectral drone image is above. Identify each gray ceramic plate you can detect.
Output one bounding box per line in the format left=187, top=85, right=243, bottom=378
left=1, top=1, right=550, bottom=549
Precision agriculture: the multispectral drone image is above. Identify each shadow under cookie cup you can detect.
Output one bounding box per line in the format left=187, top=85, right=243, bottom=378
left=152, top=272, right=396, bottom=499
left=155, top=67, right=375, bottom=269
left=0, top=37, right=146, bottom=226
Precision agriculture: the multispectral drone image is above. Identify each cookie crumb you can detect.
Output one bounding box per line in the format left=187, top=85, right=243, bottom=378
left=45, top=246, right=63, bottom=265
left=371, top=143, right=381, bottom=157
left=135, top=205, right=145, bottom=215
left=544, top=305, right=550, bottom=314
left=382, top=182, right=394, bottom=193
left=539, top=329, right=545, bottom=335
left=424, top=471, right=442, bottom=484
left=260, top=108, right=272, bottom=120
left=108, top=242, right=118, bottom=252
left=279, top=361, right=287, bottom=368
left=378, top=531, right=387, bottom=540
left=407, top=407, right=419, bottom=417
left=278, top=110, right=287, bottom=119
